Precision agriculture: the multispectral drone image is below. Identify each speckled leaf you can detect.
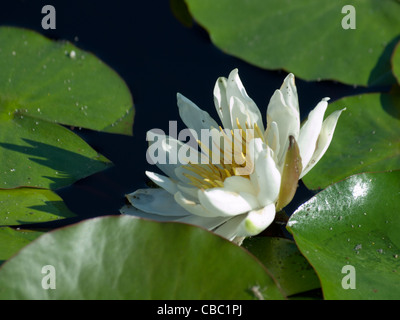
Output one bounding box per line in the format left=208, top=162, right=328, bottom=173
left=302, top=90, right=400, bottom=190
left=185, top=0, right=400, bottom=86
left=0, top=216, right=286, bottom=300
left=0, top=27, right=133, bottom=133
left=0, top=27, right=137, bottom=189
left=0, top=188, right=75, bottom=226
left=288, top=171, right=400, bottom=300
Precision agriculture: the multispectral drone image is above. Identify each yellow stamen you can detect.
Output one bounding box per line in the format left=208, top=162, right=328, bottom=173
left=181, top=118, right=261, bottom=189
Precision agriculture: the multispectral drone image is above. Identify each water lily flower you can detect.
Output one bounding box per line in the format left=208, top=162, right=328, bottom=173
left=121, top=69, right=345, bottom=243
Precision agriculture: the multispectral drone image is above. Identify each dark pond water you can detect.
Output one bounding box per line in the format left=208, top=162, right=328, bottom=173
left=1, top=1, right=380, bottom=229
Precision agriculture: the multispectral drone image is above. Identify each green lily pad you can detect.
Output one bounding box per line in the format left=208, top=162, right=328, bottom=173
left=0, top=188, right=75, bottom=226
left=288, top=171, right=400, bottom=300
left=243, top=237, right=321, bottom=297
left=0, top=216, right=285, bottom=300
left=0, top=26, right=135, bottom=189
left=302, top=90, right=400, bottom=190
left=0, top=27, right=133, bottom=133
left=0, top=227, right=44, bottom=265
left=392, top=40, right=400, bottom=85
left=185, top=0, right=400, bottom=86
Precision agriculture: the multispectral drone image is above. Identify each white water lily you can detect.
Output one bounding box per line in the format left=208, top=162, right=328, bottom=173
left=121, top=69, right=345, bottom=243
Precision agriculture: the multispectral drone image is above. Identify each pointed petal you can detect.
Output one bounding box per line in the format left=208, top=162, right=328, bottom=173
left=198, top=188, right=259, bottom=217
left=237, top=203, right=276, bottom=237
left=145, top=171, right=178, bottom=195
left=266, top=89, right=300, bottom=165
left=227, top=69, right=264, bottom=131
left=177, top=93, right=219, bottom=135
left=297, top=98, right=329, bottom=169
left=126, top=188, right=189, bottom=216
left=280, top=73, right=299, bottom=115
left=250, top=145, right=281, bottom=207
left=213, top=76, right=232, bottom=129
left=300, top=108, right=346, bottom=178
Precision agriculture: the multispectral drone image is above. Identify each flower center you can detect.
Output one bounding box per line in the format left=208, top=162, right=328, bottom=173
left=182, top=119, right=265, bottom=189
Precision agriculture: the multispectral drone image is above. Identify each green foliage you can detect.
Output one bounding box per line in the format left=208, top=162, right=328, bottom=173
left=1, top=0, right=400, bottom=299
left=288, top=171, right=400, bottom=299
left=185, top=0, right=400, bottom=86
left=0, top=217, right=285, bottom=300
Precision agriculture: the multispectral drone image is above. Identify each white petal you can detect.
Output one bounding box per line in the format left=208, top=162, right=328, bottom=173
left=280, top=73, right=299, bottom=115
left=300, top=108, right=346, bottom=178
left=126, top=188, right=189, bottom=216
left=198, top=188, right=259, bottom=217
left=121, top=203, right=229, bottom=231
left=229, top=96, right=261, bottom=130
left=266, top=90, right=300, bottom=165
left=265, top=121, right=280, bottom=158
left=223, top=176, right=257, bottom=195
left=177, top=93, right=219, bottom=135
left=174, top=191, right=220, bottom=217
left=227, top=69, right=264, bottom=131
left=247, top=137, right=266, bottom=163
left=250, top=146, right=281, bottom=207
left=213, top=215, right=247, bottom=240
left=146, top=130, right=207, bottom=182
left=146, top=131, right=184, bottom=180
left=145, top=171, right=178, bottom=195
left=213, top=76, right=232, bottom=129
left=198, top=127, right=225, bottom=165
left=297, top=99, right=329, bottom=170
left=120, top=204, right=189, bottom=221
left=236, top=203, right=276, bottom=237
